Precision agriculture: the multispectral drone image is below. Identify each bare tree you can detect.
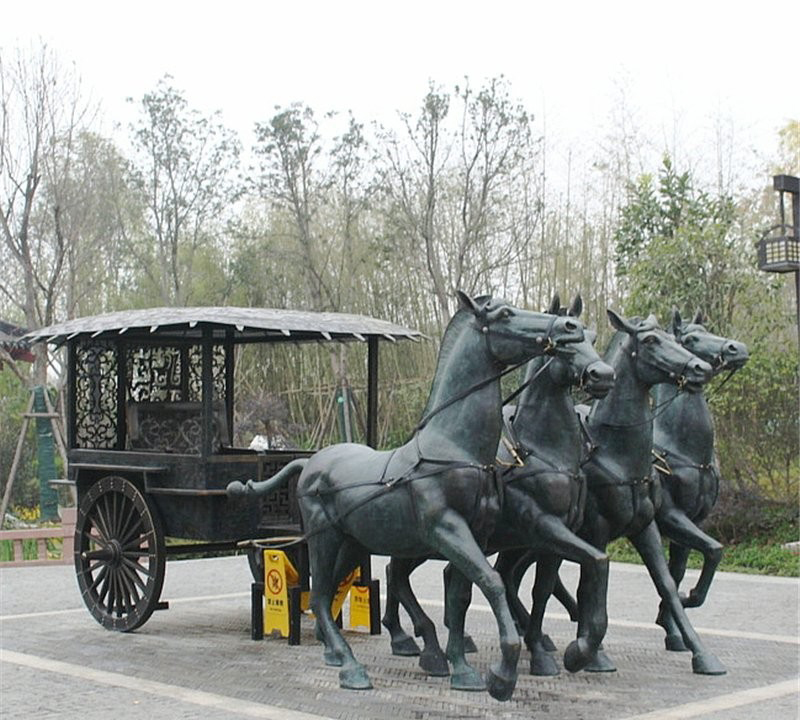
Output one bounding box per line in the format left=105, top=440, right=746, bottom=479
left=126, top=76, right=241, bottom=305
left=378, top=78, right=539, bottom=326
left=0, top=43, right=96, bottom=381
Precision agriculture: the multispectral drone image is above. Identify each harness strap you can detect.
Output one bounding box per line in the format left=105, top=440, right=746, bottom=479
left=652, top=447, right=718, bottom=475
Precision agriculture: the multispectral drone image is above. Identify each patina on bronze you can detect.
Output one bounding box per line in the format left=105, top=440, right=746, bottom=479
left=381, top=295, right=616, bottom=678
left=652, top=310, right=749, bottom=650
left=228, top=292, right=585, bottom=700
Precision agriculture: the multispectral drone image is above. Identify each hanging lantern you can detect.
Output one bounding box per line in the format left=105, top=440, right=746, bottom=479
left=757, top=175, right=800, bottom=273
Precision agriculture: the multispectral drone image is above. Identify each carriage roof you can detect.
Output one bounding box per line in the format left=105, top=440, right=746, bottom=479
left=24, top=306, right=423, bottom=345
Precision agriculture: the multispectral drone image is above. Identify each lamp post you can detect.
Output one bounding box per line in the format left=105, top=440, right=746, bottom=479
left=757, top=174, right=800, bottom=340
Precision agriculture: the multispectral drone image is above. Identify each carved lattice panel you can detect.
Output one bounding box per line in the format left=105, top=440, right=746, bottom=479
left=127, top=346, right=183, bottom=402
left=74, top=340, right=118, bottom=448
left=259, top=461, right=301, bottom=524
left=187, top=344, right=226, bottom=402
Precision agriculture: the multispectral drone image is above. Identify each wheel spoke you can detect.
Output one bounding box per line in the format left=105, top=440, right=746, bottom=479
left=122, top=549, right=150, bottom=558
left=117, top=498, right=142, bottom=546
left=118, top=570, right=135, bottom=615
left=97, top=569, right=111, bottom=607
left=115, top=570, right=128, bottom=617
left=119, top=518, right=145, bottom=548
left=91, top=502, right=113, bottom=544
left=120, top=558, right=148, bottom=593
left=87, top=564, right=109, bottom=594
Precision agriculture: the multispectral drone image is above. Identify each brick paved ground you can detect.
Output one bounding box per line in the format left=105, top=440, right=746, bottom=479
left=1, top=556, right=797, bottom=719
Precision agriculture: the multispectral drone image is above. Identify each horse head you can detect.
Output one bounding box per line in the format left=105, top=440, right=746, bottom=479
left=669, top=309, right=749, bottom=374
left=607, top=310, right=712, bottom=393
left=456, top=290, right=584, bottom=366
left=541, top=294, right=614, bottom=398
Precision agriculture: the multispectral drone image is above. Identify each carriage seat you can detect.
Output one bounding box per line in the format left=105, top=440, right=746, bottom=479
left=126, top=401, right=230, bottom=454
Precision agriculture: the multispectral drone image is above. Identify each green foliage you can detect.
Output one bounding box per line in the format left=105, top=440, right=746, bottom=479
left=0, top=370, right=38, bottom=509
left=711, top=343, right=799, bottom=502
left=613, top=155, right=798, bottom=507
left=614, top=156, right=743, bottom=327
left=607, top=534, right=799, bottom=577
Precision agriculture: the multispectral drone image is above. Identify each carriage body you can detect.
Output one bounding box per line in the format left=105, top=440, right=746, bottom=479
left=26, top=307, right=420, bottom=631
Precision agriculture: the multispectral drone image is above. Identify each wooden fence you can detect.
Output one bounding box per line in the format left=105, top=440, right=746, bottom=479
left=0, top=508, right=76, bottom=567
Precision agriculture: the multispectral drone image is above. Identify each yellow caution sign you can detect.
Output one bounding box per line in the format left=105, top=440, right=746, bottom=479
left=261, top=552, right=373, bottom=637
left=263, top=551, right=290, bottom=637
left=331, top=568, right=359, bottom=620
left=349, top=582, right=372, bottom=630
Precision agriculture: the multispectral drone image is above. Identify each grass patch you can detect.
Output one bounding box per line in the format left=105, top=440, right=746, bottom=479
left=0, top=536, right=64, bottom=562
left=607, top=536, right=799, bottom=577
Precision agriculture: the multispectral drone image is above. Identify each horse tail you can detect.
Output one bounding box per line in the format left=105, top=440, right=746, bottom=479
left=226, top=458, right=308, bottom=498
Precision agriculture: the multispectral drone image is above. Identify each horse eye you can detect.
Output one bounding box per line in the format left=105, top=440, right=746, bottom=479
left=643, top=335, right=658, bottom=345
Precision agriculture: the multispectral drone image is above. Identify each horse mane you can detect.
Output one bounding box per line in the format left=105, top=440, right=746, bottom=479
left=419, top=307, right=474, bottom=420
left=603, top=329, right=626, bottom=362
left=420, top=295, right=497, bottom=420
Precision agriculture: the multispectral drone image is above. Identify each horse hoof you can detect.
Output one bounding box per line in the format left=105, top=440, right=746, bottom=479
left=563, top=638, right=592, bottom=673
left=339, top=664, right=373, bottom=690
left=692, top=652, right=726, bottom=675
left=486, top=665, right=517, bottom=702
left=584, top=650, right=617, bottom=673
left=530, top=651, right=559, bottom=676
left=226, top=480, right=246, bottom=496
left=390, top=636, right=421, bottom=657
left=464, top=634, right=478, bottom=654
left=665, top=634, right=689, bottom=652
left=419, top=648, right=450, bottom=677
left=540, top=633, right=557, bottom=653
left=450, top=668, right=485, bottom=691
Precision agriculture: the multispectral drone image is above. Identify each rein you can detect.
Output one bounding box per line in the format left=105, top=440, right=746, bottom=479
left=409, top=316, right=560, bottom=438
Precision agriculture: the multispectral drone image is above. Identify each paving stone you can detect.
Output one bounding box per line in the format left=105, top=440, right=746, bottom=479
left=1, top=556, right=797, bottom=719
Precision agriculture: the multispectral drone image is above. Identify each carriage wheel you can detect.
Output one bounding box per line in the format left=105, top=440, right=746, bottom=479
left=74, top=476, right=166, bottom=632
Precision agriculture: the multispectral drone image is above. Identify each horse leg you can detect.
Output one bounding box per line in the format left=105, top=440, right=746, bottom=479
left=432, top=510, right=521, bottom=701
left=553, top=573, right=579, bottom=621
left=391, top=558, right=449, bottom=676
left=307, top=530, right=372, bottom=689
left=522, top=514, right=610, bottom=675
left=525, top=553, right=562, bottom=676
left=382, top=557, right=422, bottom=657
left=656, top=541, right=692, bottom=651
left=630, top=520, right=726, bottom=675
left=443, top=562, right=478, bottom=653
left=656, top=509, right=723, bottom=651
left=495, top=548, right=533, bottom=635
left=314, top=543, right=363, bottom=665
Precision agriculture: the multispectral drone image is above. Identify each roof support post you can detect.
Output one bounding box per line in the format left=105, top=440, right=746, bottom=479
left=201, top=325, right=214, bottom=457
left=367, top=336, right=379, bottom=449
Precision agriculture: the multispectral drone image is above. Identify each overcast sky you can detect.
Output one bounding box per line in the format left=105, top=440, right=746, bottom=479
left=2, top=0, right=799, bottom=186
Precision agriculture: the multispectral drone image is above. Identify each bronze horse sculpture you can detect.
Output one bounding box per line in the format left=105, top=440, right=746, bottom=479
left=526, top=311, right=727, bottom=676
left=525, top=310, right=748, bottom=669
left=381, top=295, right=616, bottom=678
left=651, top=310, right=748, bottom=650
left=228, top=292, right=585, bottom=700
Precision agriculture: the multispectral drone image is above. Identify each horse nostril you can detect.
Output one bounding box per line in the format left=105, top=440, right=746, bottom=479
left=725, top=342, right=739, bottom=355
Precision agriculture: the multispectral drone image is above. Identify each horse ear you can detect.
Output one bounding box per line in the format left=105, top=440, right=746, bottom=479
left=456, top=290, right=481, bottom=316
left=607, top=308, right=636, bottom=334
left=693, top=309, right=704, bottom=325
left=569, top=294, right=583, bottom=318
left=671, top=307, right=682, bottom=334
left=547, top=293, right=561, bottom=314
